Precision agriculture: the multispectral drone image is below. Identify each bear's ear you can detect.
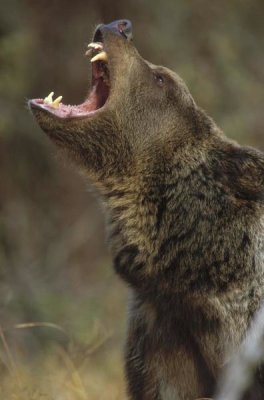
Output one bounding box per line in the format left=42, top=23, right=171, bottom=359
left=184, top=104, right=217, bottom=138
left=210, top=145, right=264, bottom=203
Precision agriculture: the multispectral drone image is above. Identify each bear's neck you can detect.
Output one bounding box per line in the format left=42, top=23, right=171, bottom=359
left=100, top=156, right=259, bottom=301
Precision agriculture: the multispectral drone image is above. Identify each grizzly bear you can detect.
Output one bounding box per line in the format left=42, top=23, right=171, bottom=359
left=29, top=20, right=264, bottom=400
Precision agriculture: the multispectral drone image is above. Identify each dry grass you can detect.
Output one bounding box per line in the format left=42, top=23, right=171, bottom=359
left=0, top=322, right=125, bottom=400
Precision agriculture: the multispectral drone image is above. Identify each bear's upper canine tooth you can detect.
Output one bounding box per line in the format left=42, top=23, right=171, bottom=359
left=88, top=42, right=103, bottom=50
left=52, top=96, right=63, bottom=108
left=91, top=51, right=108, bottom=63
left=44, top=91, right=54, bottom=104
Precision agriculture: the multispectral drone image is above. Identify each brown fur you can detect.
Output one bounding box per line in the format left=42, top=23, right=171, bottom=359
left=29, top=26, right=264, bottom=400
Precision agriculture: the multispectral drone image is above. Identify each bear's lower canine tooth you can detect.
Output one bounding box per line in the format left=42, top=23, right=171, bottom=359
left=43, top=92, right=62, bottom=108
left=44, top=92, right=54, bottom=105
left=52, top=96, right=63, bottom=108
left=91, top=51, right=108, bottom=63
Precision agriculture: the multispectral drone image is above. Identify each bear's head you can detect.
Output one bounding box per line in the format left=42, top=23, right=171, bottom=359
left=29, top=20, right=214, bottom=189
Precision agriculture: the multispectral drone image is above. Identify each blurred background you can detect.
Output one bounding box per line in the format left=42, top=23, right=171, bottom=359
left=0, top=0, right=264, bottom=398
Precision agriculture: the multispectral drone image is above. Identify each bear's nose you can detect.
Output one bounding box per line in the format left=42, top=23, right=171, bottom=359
left=94, top=19, right=133, bottom=42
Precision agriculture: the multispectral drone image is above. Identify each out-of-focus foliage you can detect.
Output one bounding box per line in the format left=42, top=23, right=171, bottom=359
left=0, top=0, right=264, bottom=398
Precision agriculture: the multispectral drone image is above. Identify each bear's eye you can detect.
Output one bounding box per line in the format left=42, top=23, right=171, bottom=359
left=154, top=73, right=165, bottom=87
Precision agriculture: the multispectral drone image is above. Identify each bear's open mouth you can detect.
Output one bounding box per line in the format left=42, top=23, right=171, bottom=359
left=30, top=41, right=110, bottom=119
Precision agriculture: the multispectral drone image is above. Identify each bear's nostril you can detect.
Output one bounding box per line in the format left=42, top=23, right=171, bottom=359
left=117, top=20, right=133, bottom=41
left=118, top=21, right=127, bottom=28
left=118, top=21, right=128, bottom=34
